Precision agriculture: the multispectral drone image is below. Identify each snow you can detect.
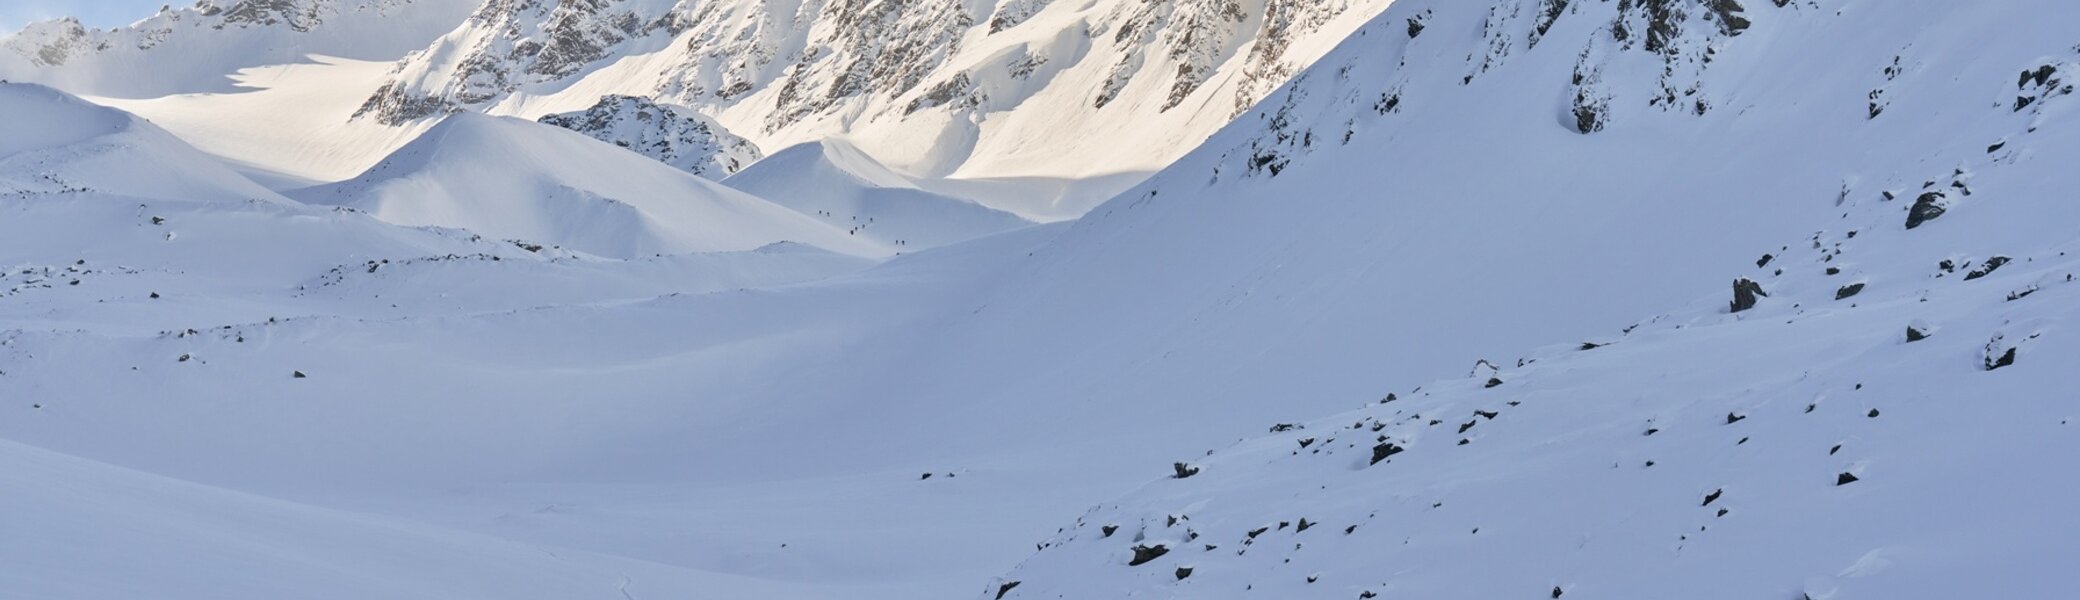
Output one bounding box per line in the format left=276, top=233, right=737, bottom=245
left=4, top=0, right=2080, bottom=599
left=0, top=0, right=480, bottom=98
left=0, top=82, right=285, bottom=201
left=349, top=0, right=1396, bottom=185
left=84, top=55, right=438, bottom=187
left=724, top=139, right=1035, bottom=250
left=0, top=437, right=838, bottom=600
left=292, top=112, right=886, bottom=259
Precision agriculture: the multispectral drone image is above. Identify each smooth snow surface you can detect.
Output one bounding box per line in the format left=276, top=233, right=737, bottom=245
left=725, top=139, right=1035, bottom=250
left=4, top=0, right=2079, bottom=599
left=293, top=112, right=885, bottom=259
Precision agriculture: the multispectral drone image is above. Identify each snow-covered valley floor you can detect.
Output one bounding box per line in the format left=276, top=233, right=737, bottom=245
left=4, top=0, right=2079, bottom=598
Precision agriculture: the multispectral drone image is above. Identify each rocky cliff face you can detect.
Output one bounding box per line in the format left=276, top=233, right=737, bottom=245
left=2, top=19, right=101, bottom=68
left=539, top=94, right=764, bottom=179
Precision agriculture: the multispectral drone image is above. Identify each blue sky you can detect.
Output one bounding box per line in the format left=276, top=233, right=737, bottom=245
left=1, top=0, right=162, bottom=32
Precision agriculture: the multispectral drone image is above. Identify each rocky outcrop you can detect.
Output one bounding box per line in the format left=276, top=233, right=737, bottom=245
left=539, top=95, right=763, bottom=179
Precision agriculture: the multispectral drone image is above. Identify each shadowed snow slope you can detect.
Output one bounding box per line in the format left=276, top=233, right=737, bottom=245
left=724, top=139, right=1034, bottom=250
left=0, top=437, right=860, bottom=600
left=293, top=112, right=886, bottom=258
left=966, top=0, right=2080, bottom=596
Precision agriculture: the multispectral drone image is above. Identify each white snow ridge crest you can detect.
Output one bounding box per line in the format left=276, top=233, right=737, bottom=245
left=1, top=0, right=2077, bottom=599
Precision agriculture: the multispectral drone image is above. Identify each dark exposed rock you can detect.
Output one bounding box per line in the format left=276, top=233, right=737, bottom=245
left=1986, top=346, right=2017, bottom=371
left=1128, top=544, right=1170, bottom=566
left=1703, top=0, right=1751, bottom=36
left=1964, top=256, right=2010, bottom=281
left=1101, top=524, right=1119, bottom=537
left=539, top=95, right=763, bottom=179
left=1572, top=89, right=1607, bottom=134
left=1836, top=472, right=1859, bottom=486
left=1835, top=283, right=1865, bottom=300
left=1370, top=442, right=1404, bottom=465
left=1906, top=325, right=1930, bottom=342
left=1172, top=462, right=1201, bottom=479
left=1906, top=191, right=1948, bottom=229
left=1485, top=377, right=1504, bottom=388
left=1702, top=488, right=1723, bottom=506
left=1730, top=277, right=1767, bottom=312
left=996, top=580, right=1021, bottom=599
left=1175, top=566, right=1194, bottom=580
left=1531, top=0, right=1571, bottom=46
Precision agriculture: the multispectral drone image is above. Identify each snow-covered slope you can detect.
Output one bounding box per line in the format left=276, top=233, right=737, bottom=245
left=724, top=139, right=1034, bottom=249
left=961, top=0, right=2080, bottom=596
left=0, top=82, right=283, bottom=202
left=83, top=56, right=441, bottom=188
left=352, top=0, right=1397, bottom=180
left=6, top=0, right=2080, bottom=598
left=0, top=0, right=479, bottom=98
left=293, top=112, right=884, bottom=258
left=0, top=437, right=865, bottom=599
left=539, top=94, right=763, bottom=180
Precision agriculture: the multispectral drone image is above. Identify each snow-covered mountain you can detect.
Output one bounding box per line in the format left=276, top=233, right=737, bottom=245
left=350, top=0, right=1397, bottom=179
left=538, top=94, right=763, bottom=180
left=3, top=0, right=2078, bottom=599
left=292, top=111, right=882, bottom=258
left=0, top=0, right=479, bottom=97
